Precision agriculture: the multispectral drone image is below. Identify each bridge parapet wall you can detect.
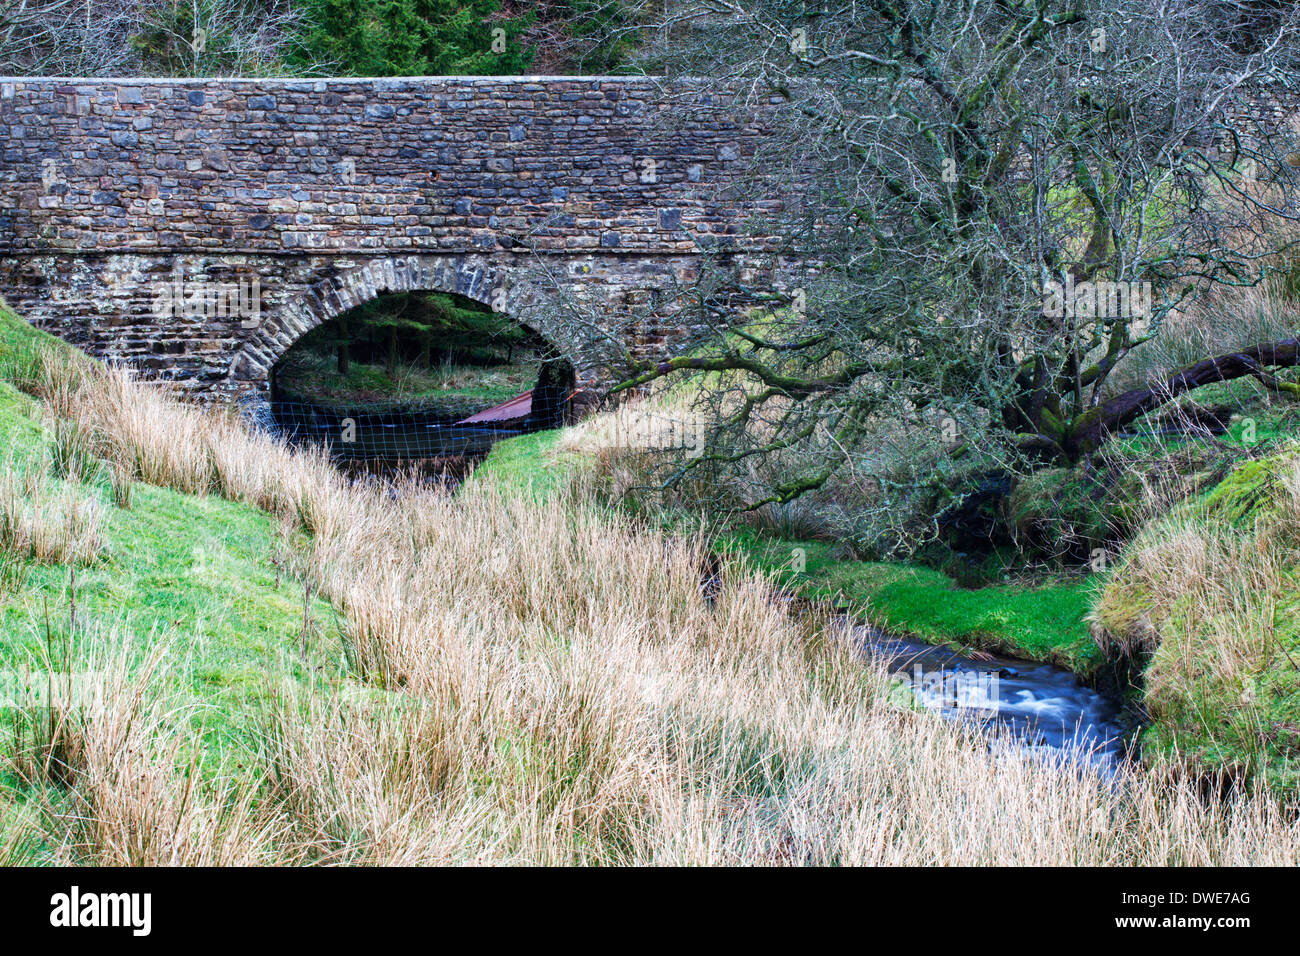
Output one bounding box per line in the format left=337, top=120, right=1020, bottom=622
left=0, top=76, right=776, bottom=257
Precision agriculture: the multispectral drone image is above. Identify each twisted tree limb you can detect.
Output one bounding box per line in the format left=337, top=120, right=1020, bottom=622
left=1065, top=338, right=1300, bottom=455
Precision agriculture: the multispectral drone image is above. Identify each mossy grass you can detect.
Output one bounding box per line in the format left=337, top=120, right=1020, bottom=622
left=466, top=428, right=581, bottom=499
left=1095, top=445, right=1300, bottom=794
left=716, top=526, right=1104, bottom=673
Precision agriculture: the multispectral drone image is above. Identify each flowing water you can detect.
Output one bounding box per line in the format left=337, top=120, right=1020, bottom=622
left=853, top=622, right=1132, bottom=769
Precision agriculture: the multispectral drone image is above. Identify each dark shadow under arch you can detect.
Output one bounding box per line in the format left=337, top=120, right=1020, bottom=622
left=228, top=254, right=579, bottom=388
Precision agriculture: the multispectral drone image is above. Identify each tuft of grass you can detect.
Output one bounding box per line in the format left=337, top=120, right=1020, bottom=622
left=0, top=462, right=105, bottom=567
left=4, top=634, right=281, bottom=865
left=107, top=461, right=133, bottom=510
left=48, top=420, right=99, bottom=484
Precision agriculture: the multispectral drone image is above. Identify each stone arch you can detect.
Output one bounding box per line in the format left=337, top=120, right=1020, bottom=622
left=227, top=253, right=570, bottom=386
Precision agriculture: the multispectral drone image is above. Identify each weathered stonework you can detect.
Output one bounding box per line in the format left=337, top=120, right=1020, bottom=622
left=0, top=76, right=785, bottom=410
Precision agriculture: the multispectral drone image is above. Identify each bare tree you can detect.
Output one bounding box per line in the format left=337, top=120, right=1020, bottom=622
left=0, top=0, right=312, bottom=76
left=130, top=0, right=315, bottom=76
left=572, top=0, right=1300, bottom=546
left=1, top=0, right=142, bottom=74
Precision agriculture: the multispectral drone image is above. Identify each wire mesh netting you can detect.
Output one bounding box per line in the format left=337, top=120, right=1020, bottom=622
left=267, top=400, right=528, bottom=462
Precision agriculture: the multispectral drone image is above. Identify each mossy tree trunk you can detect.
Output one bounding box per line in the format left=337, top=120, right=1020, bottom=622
left=1059, top=338, right=1300, bottom=459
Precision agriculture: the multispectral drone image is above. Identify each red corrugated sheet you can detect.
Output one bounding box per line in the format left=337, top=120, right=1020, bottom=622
left=456, top=390, right=533, bottom=424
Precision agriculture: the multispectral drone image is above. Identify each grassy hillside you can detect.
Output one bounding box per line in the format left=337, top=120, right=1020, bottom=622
left=1, top=303, right=1297, bottom=863
left=0, top=308, right=346, bottom=862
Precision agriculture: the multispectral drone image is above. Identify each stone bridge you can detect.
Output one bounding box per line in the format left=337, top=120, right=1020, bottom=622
left=0, top=76, right=785, bottom=413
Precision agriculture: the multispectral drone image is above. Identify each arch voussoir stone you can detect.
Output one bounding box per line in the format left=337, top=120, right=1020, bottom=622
left=230, top=254, right=556, bottom=392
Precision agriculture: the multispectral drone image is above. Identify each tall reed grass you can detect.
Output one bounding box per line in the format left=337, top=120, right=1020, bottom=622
left=5, top=634, right=279, bottom=865
left=4, top=343, right=1298, bottom=864
left=0, top=459, right=105, bottom=566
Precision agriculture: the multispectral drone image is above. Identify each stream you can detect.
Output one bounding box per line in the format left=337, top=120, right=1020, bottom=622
left=268, top=398, right=1134, bottom=770
left=852, top=622, right=1132, bottom=770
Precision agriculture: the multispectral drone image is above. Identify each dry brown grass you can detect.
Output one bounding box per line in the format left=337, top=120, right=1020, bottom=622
left=5, top=635, right=279, bottom=865
left=0, top=459, right=105, bottom=566
left=5, top=343, right=1299, bottom=864
left=1105, top=283, right=1300, bottom=398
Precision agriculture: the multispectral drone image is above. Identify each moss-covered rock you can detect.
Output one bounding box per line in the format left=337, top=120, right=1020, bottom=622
left=1007, top=467, right=1111, bottom=555
left=1202, top=452, right=1289, bottom=523
left=1006, top=430, right=1239, bottom=565
left=1007, top=464, right=1143, bottom=559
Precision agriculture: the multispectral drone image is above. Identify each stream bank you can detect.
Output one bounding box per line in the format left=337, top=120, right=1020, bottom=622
left=462, top=429, right=1144, bottom=767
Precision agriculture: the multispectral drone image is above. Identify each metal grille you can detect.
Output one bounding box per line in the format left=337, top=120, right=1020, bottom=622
left=266, top=401, right=527, bottom=461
